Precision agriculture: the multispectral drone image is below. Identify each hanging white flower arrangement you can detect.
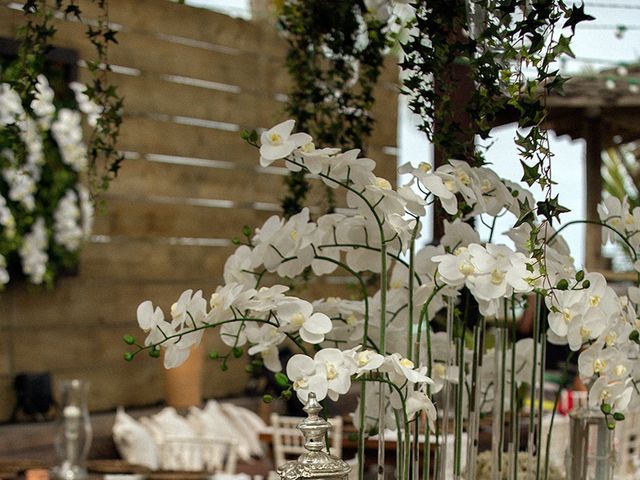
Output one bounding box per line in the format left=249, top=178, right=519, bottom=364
left=0, top=75, right=95, bottom=287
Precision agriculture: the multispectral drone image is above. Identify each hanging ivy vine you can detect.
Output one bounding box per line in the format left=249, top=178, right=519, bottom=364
left=401, top=0, right=593, bottom=268
left=278, top=0, right=389, bottom=217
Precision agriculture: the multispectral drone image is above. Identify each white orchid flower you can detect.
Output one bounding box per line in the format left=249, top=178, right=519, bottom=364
left=276, top=298, right=332, bottom=344
left=286, top=354, right=328, bottom=402
left=259, top=120, right=311, bottom=167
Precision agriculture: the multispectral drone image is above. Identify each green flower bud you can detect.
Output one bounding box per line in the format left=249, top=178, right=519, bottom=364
left=274, top=372, right=290, bottom=388
left=209, top=351, right=219, bottom=360
left=613, top=412, right=625, bottom=421
left=575, top=270, right=584, bottom=282
left=601, top=403, right=612, bottom=415
left=221, top=362, right=229, bottom=372
left=281, top=389, right=292, bottom=400
left=556, top=279, right=569, bottom=290
left=124, top=352, right=134, bottom=362
left=262, top=394, right=273, bottom=404
left=149, top=348, right=160, bottom=358
left=232, top=347, right=243, bottom=358
left=242, top=225, right=252, bottom=237
left=122, top=334, right=136, bottom=345
left=582, top=280, right=591, bottom=289
left=629, top=330, right=640, bottom=344
left=608, top=422, right=616, bottom=430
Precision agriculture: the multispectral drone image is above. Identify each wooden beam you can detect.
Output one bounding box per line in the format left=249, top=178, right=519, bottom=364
left=584, top=114, right=609, bottom=271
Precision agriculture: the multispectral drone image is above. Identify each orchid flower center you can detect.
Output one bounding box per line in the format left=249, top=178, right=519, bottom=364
left=357, top=351, right=371, bottom=367
left=593, top=358, right=606, bottom=373
left=210, top=293, right=222, bottom=309
left=490, top=269, right=505, bottom=285
left=269, top=133, right=283, bottom=144
left=589, top=295, right=601, bottom=307
left=433, top=362, right=446, bottom=377
left=375, top=177, right=392, bottom=190
left=456, top=169, right=471, bottom=185
left=418, top=162, right=431, bottom=173
left=291, top=312, right=306, bottom=327
left=580, top=326, right=591, bottom=339
left=326, top=362, right=338, bottom=380
left=289, top=229, right=298, bottom=241
left=562, top=308, right=572, bottom=323
left=625, top=212, right=634, bottom=225
left=400, top=358, right=414, bottom=369
left=459, top=261, right=475, bottom=276
left=605, top=332, right=617, bottom=346
left=301, top=142, right=315, bottom=153
left=293, top=377, right=308, bottom=390
left=615, top=364, right=628, bottom=376
left=346, top=314, right=358, bottom=326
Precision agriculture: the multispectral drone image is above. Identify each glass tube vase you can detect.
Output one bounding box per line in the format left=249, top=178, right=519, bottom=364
left=52, top=379, right=92, bottom=480
left=565, top=406, right=615, bottom=480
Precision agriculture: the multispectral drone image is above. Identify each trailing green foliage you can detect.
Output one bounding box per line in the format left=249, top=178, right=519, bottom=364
left=278, top=0, right=389, bottom=217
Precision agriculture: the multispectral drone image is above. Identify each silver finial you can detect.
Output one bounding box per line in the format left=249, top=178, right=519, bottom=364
left=276, top=392, right=351, bottom=480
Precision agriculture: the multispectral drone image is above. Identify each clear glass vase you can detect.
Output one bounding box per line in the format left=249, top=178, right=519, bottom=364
left=52, top=379, right=92, bottom=480
left=565, top=406, right=615, bottom=480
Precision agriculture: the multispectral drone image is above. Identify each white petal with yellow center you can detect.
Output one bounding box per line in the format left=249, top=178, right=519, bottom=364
left=459, top=261, right=474, bottom=276
left=326, top=362, right=338, bottom=380
left=292, top=312, right=306, bottom=327
left=615, top=364, right=628, bottom=376
left=400, top=358, right=415, bottom=369
left=593, top=358, right=606, bottom=374
left=269, top=133, right=282, bottom=145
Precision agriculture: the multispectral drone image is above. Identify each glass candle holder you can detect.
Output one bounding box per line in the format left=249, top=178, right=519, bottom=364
left=52, top=379, right=92, bottom=480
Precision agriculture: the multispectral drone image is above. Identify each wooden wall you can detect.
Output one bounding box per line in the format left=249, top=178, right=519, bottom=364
left=0, top=0, right=398, bottom=422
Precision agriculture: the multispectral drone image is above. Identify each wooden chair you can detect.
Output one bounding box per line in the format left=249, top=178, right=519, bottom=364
left=270, top=413, right=343, bottom=468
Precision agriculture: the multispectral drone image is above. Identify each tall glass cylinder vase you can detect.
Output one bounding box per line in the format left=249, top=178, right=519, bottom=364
left=565, top=406, right=615, bottom=480
left=52, top=379, right=92, bottom=480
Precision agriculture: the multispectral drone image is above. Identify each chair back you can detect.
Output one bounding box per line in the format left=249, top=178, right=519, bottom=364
left=270, top=413, right=343, bottom=468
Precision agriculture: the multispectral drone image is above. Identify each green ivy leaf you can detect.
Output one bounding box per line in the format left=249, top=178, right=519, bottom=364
left=563, top=4, right=595, bottom=33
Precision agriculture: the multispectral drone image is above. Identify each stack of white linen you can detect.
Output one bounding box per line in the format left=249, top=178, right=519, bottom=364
left=112, top=400, right=268, bottom=471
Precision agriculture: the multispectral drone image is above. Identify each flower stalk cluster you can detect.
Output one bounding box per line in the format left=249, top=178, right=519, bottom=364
left=128, top=118, right=640, bottom=479
left=0, top=75, right=95, bottom=286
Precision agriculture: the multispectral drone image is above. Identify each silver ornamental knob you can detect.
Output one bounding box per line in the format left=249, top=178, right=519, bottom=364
left=276, top=393, right=351, bottom=480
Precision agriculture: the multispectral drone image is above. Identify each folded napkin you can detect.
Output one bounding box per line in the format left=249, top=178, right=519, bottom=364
left=112, top=408, right=160, bottom=470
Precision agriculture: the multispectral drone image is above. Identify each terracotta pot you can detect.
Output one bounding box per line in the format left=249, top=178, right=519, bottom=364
left=163, top=344, right=203, bottom=409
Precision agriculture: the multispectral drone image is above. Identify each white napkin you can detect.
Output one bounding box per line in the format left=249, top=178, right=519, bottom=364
left=220, top=403, right=265, bottom=457
left=112, top=408, right=160, bottom=470
left=196, top=400, right=252, bottom=461
left=140, top=407, right=202, bottom=471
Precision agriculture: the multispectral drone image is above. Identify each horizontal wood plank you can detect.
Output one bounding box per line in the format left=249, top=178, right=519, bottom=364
left=107, top=158, right=284, bottom=203
left=86, top=70, right=287, bottom=131
left=76, top=0, right=286, bottom=58
left=78, top=240, right=233, bottom=282
left=116, top=116, right=256, bottom=163
left=2, top=279, right=221, bottom=328
left=0, top=5, right=290, bottom=94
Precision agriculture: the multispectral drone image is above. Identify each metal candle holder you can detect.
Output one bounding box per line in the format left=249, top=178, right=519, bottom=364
left=276, top=392, right=351, bottom=480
